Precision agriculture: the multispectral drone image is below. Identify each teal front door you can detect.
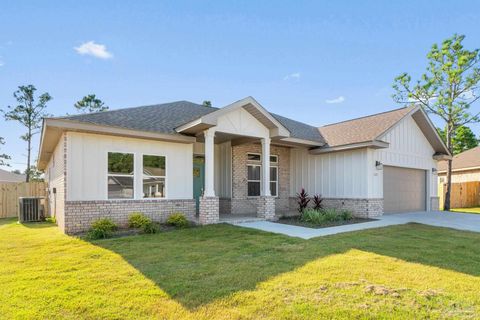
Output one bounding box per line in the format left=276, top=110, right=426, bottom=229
left=193, top=156, right=205, bottom=214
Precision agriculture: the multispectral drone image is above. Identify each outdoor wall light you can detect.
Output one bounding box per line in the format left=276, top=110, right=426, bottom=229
left=432, top=168, right=438, bottom=174
left=375, top=161, right=383, bottom=170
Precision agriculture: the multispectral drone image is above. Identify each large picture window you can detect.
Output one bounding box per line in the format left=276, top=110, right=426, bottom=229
left=108, top=152, right=134, bottom=199
left=143, top=155, right=166, bottom=198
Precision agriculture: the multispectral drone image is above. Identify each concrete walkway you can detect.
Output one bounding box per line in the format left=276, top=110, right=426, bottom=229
left=232, top=211, right=480, bottom=239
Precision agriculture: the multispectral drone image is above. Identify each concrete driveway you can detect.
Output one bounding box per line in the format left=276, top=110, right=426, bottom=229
left=233, top=211, right=480, bottom=239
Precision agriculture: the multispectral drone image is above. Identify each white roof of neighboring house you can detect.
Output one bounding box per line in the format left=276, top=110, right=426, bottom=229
left=0, top=169, right=25, bottom=183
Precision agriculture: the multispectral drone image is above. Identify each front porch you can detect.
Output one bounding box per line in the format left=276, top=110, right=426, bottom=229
left=177, top=97, right=296, bottom=224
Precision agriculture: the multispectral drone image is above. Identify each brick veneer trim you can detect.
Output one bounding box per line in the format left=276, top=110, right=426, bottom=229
left=64, top=199, right=196, bottom=234
left=289, top=197, right=384, bottom=218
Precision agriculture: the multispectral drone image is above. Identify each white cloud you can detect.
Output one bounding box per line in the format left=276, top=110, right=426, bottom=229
left=74, top=41, right=113, bottom=59
left=325, top=96, right=345, bottom=104
left=283, top=72, right=301, bottom=81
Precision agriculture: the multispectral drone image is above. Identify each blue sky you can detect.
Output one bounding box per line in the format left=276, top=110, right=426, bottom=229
left=1, top=0, right=480, bottom=171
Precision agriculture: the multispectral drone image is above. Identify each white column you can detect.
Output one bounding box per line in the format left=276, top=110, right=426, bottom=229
left=204, top=128, right=216, bottom=197
left=261, top=137, right=271, bottom=196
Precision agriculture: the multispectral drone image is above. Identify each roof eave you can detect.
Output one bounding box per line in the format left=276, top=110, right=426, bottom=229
left=309, top=140, right=389, bottom=154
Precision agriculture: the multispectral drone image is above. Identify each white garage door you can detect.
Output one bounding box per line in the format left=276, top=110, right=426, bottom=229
left=383, top=166, right=426, bottom=214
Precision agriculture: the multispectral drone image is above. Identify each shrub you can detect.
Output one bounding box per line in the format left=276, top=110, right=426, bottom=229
left=128, top=212, right=151, bottom=229
left=87, top=218, right=117, bottom=239
left=296, top=188, right=310, bottom=213
left=300, top=208, right=354, bottom=225
left=312, top=194, right=323, bottom=211
left=128, top=212, right=158, bottom=234
left=45, top=216, right=56, bottom=224
left=166, top=213, right=189, bottom=228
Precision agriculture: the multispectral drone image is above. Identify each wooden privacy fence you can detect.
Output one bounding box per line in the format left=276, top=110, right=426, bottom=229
left=0, top=182, right=47, bottom=218
left=439, top=181, right=480, bottom=210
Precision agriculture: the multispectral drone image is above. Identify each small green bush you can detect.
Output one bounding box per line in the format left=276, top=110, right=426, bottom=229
left=142, top=221, right=159, bottom=234
left=166, top=213, right=189, bottom=228
left=128, top=212, right=158, bottom=234
left=87, top=218, right=117, bottom=239
left=128, top=212, right=151, bottom=228
left=45, top=216, right=57, bottom=224
left=300, top=208, right=353, bottom=225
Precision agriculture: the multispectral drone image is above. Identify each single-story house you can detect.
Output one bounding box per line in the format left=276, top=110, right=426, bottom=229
left=438, top=146, right=480, bottom=183
left=38, top=96, right=450, bottom=234
left=0, top=169, right=26, bottom=183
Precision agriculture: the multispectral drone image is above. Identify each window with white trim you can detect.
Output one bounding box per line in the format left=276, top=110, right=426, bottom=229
left=270, top=166, right=278, bottom=197
left=246, top=154, right=279, bottom=197
left=143, top=155, right=166, bottom=198
left=108, top=152, right=134, bottom=199
left=247, top=164, right=261, bottom=196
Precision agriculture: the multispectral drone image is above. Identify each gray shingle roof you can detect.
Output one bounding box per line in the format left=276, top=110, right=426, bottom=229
left=60, top=101, right=325, bottom=143
left=271, top=113, right=325, bottom=143
left=62, top=101, right=216, bottom=135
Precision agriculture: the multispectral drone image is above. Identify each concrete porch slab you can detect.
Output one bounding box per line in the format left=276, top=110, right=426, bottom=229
left=231, top=211, right=480, bottom=239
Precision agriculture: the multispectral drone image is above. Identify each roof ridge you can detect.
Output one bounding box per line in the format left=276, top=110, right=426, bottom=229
left=53, top=100, right=208, bottom=120
left=320, top=106, right=411, bottom=128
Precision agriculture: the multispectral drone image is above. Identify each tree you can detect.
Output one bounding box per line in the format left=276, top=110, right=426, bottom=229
left=202, top=100, right=212, bottom=107
left=437, top=125, right=479, bottom=155
left=0, top=137, right=10, bottom=167
left=2, top=85, right=52, bottom=182
left=393, top=34, right=480, bottom=210
left=74, top=94, right=108, bottom=113
left=26, top=165, right=44, bottom=182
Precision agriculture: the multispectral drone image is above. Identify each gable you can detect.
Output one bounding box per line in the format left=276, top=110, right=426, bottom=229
left=215, top=107, right=270, bottom=138
left=379, top=115, right=435, bottom=158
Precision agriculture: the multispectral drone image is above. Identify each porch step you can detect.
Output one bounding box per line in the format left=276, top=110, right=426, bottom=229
left=219, top=214, right=265, bottom=224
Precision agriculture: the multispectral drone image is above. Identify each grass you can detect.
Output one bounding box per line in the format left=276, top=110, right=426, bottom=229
left=1, top=218, right=480, bottom=319
left=451, top=207, right=480, bottom=214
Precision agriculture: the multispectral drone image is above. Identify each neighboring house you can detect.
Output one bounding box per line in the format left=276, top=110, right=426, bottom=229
left=438, top=146, right=480, bottom=183
left=37, top=97, right=450, bottom=234
left=0, top=169, right=26, bottom=183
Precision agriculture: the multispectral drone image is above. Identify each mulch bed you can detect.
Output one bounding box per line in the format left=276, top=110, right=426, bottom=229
left=277, top=216, right=377, bottom=229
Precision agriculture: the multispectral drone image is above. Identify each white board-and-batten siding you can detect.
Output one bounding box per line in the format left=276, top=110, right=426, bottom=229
left=66, top=132, right=193, bottom=201
left=290, top=114, right=438, bottom=199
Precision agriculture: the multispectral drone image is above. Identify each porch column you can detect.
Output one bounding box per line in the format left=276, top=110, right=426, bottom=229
left=261, top=138, right=271, bottom=196
left=257, top=137, right=276, bottom=220
left=199, top=127, right=219, bottom=225
left=204, top=128, right=215, bottom=197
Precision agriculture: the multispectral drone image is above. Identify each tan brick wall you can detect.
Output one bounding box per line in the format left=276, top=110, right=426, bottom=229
left=231, top=143, right=290, bottom=214
left=289, top=197, right=384, bottom=218
left=64, top=199, right=195, bottom=234
left=199, top=196, right=219, bottom=224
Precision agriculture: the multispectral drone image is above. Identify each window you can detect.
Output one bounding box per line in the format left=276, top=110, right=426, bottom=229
left=247, top=153, right=261, bottom=161
left=143, top=155, right=166, bottom=198
left=270, top=155, right=278, bottom=163
left=108, top=152, right=134, bottom=199
left=247, top=165, right=261, bottom=196
left=270, top=166, right=278, bottom=197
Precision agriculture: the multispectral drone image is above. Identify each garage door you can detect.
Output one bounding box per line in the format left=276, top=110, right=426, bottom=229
left=383, top=166, right=426, bottom=213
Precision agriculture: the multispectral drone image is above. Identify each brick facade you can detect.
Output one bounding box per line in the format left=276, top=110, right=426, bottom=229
left=288, top=197, right=384, bottom=218
left=63, top=199, right=195, bottom=234
left=199, top=196, right=219, bottom=224
left=230, top=142, right=290, bottom=215
left=257, top=196, right=276, bottom=220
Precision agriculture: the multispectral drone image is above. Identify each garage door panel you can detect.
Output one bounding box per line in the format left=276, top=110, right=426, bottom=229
left=384, top=166, right=426, bottom=213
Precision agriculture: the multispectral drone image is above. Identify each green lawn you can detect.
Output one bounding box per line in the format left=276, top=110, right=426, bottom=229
left=1, top=219, right=480, bottom=319
left=451, top=207, right=480, bottom=214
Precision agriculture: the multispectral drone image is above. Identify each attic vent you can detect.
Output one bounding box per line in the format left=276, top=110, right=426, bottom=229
left=18, top=197, right=45, bottom=222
